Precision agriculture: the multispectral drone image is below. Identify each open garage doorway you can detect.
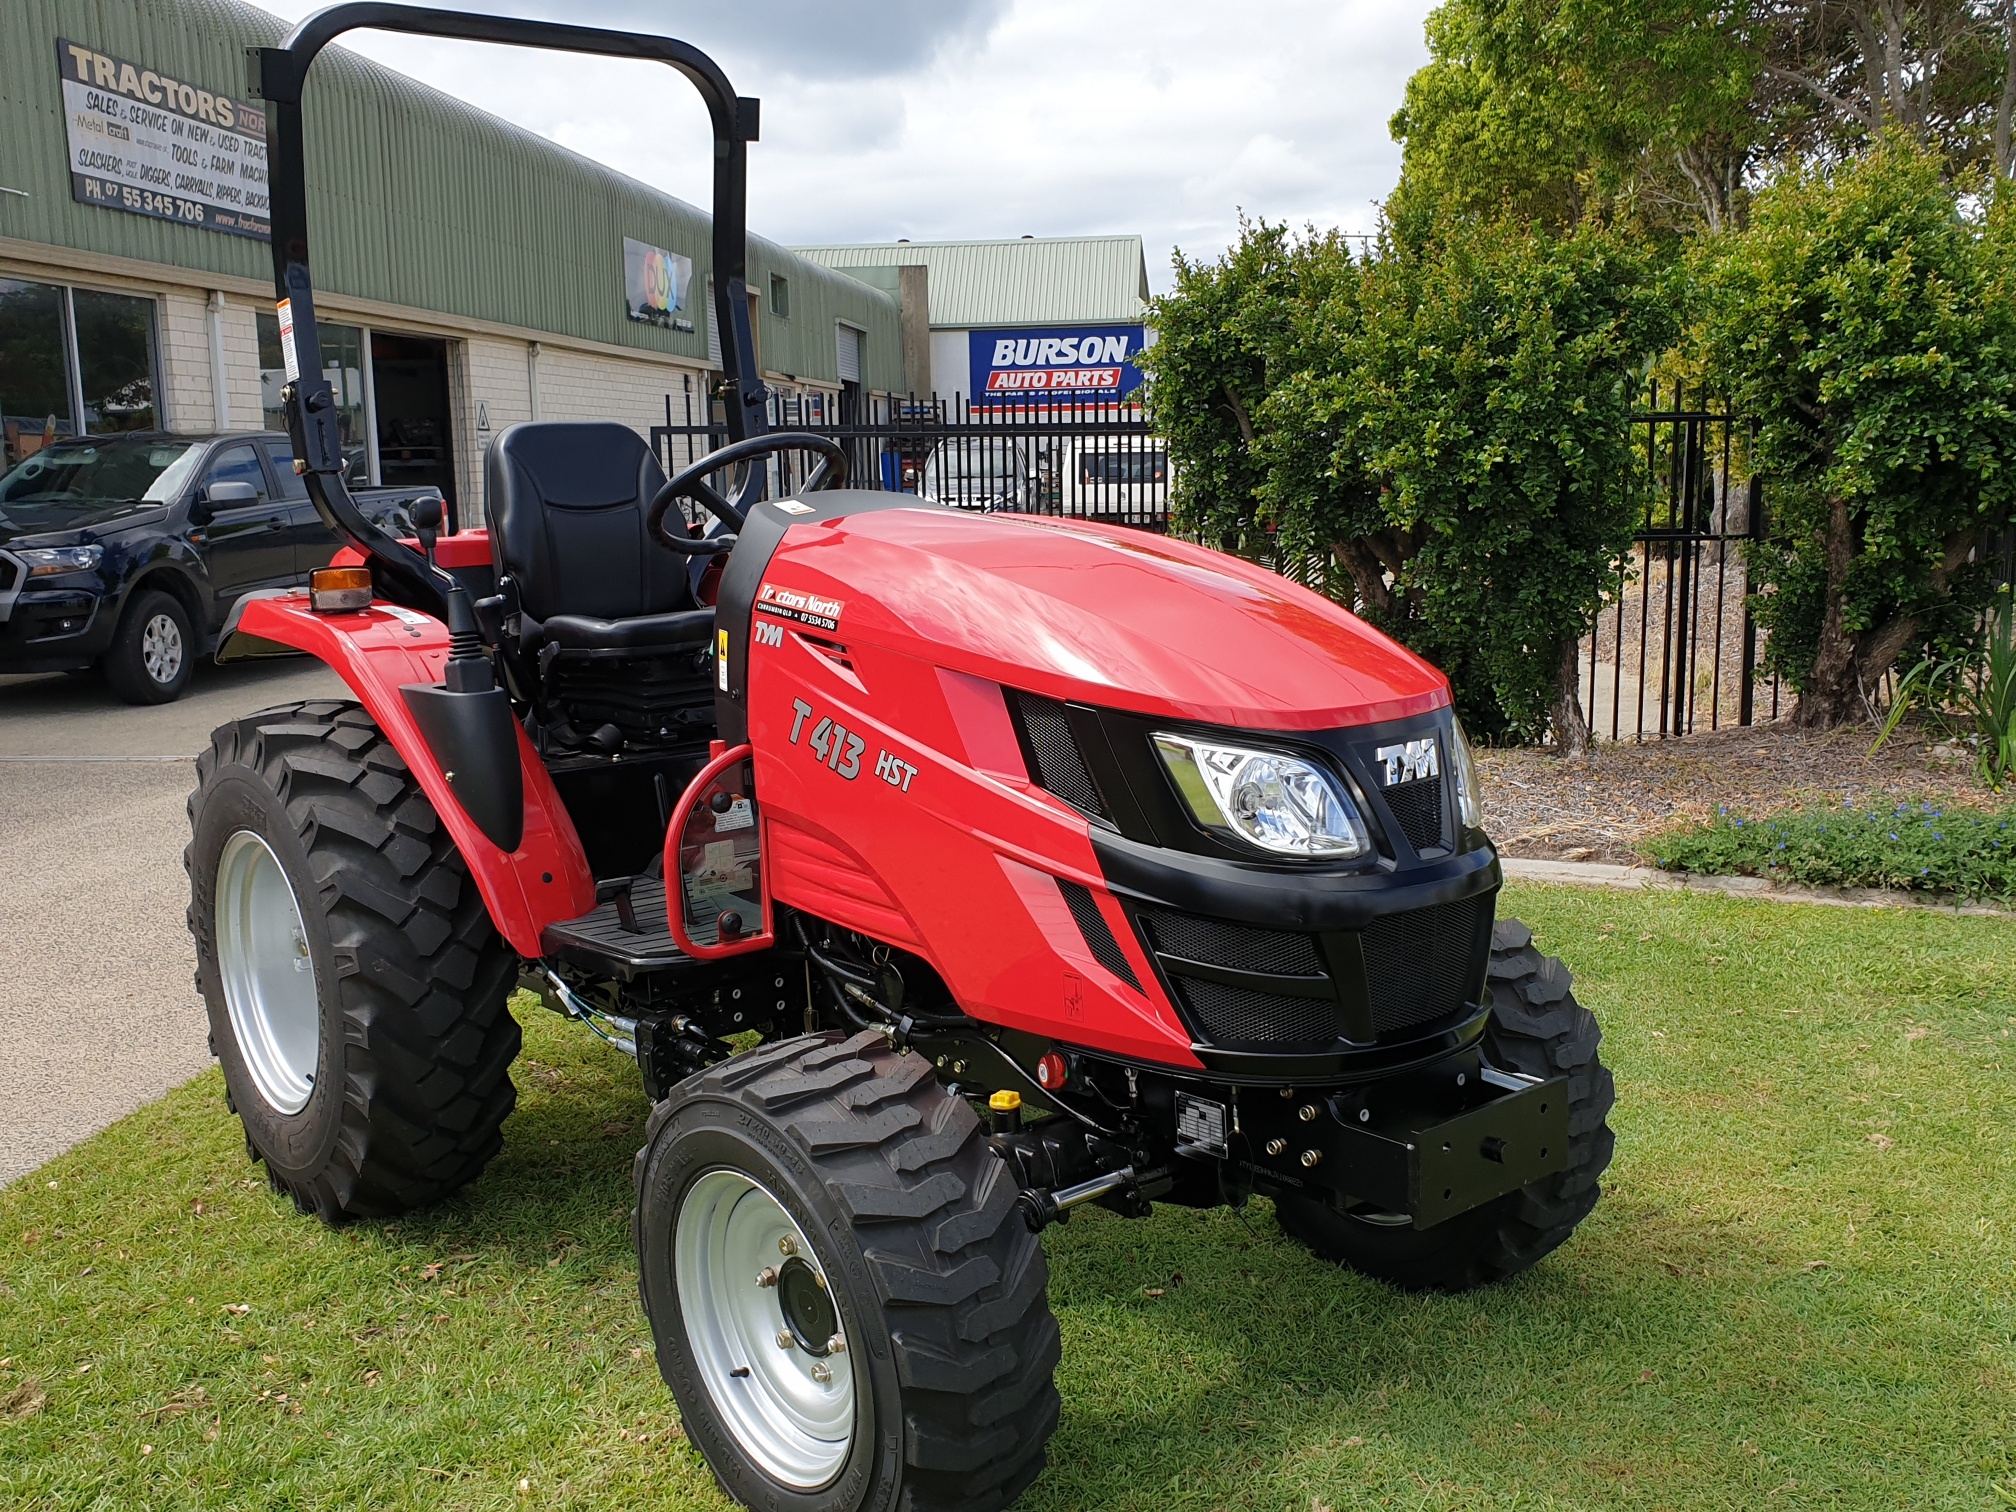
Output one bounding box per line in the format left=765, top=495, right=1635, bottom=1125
left=370, top=332, right=458, bottom=524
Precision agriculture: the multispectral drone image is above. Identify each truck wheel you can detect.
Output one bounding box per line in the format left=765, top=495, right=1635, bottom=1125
left=186, top=700, right=521, bottom=1221
left=1274, top=917, right=1615, bottom=1291
left=104, top=587, right=194, bottom=704
left=634, top=1031, right=1060, bottom=1512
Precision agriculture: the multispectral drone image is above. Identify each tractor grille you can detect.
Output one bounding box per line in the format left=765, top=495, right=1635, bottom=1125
left=1177, top=978, right=1339, bottom=1046
left=1140, top=907, right=1322, bottom=976
left=1059, top=879, right=1141, bottom=990
left=1007, top=690, right=1108, bottom=820
left=1361, top=894, right=1489, bottom=1034
left=1383, top=775, right=1446, bottom=853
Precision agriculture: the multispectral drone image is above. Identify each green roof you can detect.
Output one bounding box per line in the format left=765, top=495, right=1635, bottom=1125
left=0, top=0, right=903, bottom=389
left=791, top=236, right=1149, bottom=329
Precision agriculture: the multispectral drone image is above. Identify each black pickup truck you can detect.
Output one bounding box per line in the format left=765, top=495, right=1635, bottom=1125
left=0, top=431, right=442, bottom=703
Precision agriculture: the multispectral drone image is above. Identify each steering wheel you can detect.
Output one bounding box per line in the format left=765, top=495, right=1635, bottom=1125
left=645, top=431, right=849, bottom=556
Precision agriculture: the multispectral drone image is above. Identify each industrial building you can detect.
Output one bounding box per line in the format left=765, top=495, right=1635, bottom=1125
left=0, top=0, right=906, bottom=519
left=793, top=236, right=1152, bottom=405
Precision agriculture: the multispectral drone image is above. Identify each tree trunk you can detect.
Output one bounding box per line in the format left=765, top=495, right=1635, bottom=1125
left=1792, top=494, right=1862, bottom=728
left=1996, top=0, right=2016, bottom=184
left=1333, top=538, right=1397, bottom=622
left=1552, top=637, right=1591, bottom=757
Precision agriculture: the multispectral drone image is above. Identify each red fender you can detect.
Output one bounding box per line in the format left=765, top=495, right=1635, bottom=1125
left=234, top=590, right=595, bottom=957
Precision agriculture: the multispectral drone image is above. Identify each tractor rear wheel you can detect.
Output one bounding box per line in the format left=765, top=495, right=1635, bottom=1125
left=1273, top=917, right=1615, bottom=1291
left=186, top=700, right=521, bottom=1221
left=634, top=1030, right=1060, bottom=1512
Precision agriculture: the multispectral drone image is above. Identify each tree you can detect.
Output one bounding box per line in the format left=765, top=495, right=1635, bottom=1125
left=1694, top=135, right=2016, bottom=727
left=1136, top=221, right=1358, bottom=550
left=1391, top=0, right=2016, bottom=236
left=1263, top=214, right=1675, bottom=748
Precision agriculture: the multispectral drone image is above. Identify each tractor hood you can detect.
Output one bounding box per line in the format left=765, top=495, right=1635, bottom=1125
left=763, top=507, right=1449, bottom=731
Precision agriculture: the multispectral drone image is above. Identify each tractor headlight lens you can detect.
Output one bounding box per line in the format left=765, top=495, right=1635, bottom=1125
left=1449, top=716, right=1483, bottom=830
left=19, top=545, right=103, bottom=578
left=1152, top=733, right=1368, bottom=858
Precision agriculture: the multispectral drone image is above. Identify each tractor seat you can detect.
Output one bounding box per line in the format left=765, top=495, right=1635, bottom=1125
left=484, top=421, right=713, bottom=654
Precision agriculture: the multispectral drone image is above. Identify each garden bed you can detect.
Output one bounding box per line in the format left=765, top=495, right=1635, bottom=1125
left=1477, top=719, right=1995, bottom=865
left=4, top=887, right=2015, bottom=1511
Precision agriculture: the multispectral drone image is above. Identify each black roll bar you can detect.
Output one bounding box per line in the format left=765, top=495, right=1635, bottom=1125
left=250, top=4, right=768, bottom=615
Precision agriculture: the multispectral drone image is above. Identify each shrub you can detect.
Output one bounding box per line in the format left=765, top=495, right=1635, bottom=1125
left=1692, top=137, right=2016, bottom=729
left=1644, top=801, right=2016, bottom=899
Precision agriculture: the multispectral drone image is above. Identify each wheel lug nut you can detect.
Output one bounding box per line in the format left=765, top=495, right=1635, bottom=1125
left=810, top=1362, right=832, bottom=1384
left=1300, top=1149, right=1323, bottom=1168
left=778, top=1235, right=798, bottom=1257
left=754, top=1266, right=779, bottom=1288
left=1297, top=1104, right=1319, bottom=1123
left=827, top=1333, right=846, bottom=1354
left=1265, top=1138, right=1286, bottom=1156
left=776, top=1330, right=795, bottom=1350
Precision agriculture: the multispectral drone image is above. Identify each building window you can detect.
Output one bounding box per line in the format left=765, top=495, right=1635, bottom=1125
left=258, top=311, right=371, bottom=484
left=0, top=278, right=158, bottom=469
left=770, top=274, right=789, bottom=318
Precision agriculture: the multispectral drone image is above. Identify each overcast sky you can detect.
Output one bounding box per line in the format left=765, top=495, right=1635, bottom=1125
left=255, top=0, right=1434, bottom=294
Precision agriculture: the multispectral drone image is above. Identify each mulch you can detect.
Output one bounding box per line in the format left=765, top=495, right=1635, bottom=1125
left=1476, top=719, right=2001, bottom=864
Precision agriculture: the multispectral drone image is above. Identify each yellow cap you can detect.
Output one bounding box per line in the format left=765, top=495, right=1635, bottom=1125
left=988, top=1089, right=1022, bottom=1112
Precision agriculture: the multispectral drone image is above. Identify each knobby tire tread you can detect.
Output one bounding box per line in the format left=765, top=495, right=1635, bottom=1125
left=188, top=699, right=520, bottom=1219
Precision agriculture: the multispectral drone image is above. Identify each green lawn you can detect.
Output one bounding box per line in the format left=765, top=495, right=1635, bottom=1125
left=4, top=885, right=2015, bottom=1511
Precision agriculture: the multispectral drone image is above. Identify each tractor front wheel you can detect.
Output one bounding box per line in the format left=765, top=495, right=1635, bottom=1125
left=1273, top=917, right=1615, bottom=1291
left=634, top=1031, right=1060, bottom=1511
left=186, top=700, right=521, bottom=1221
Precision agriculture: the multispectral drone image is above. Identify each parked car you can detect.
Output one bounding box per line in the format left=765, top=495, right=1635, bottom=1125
left=913, top=435, right=1041, bottom=512
left=0, top=430, right=442, bottom=703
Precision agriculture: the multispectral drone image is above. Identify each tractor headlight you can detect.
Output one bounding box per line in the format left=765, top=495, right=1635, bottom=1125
left=1449, top=716, right=1483, bottom=830
left=1152, top=733, right=1369, bottom=858
left=19, top=545, right=103, bottom=578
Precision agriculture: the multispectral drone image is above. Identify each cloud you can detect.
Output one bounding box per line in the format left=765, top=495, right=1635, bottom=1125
left=254, top=0, right=1433, bottom=292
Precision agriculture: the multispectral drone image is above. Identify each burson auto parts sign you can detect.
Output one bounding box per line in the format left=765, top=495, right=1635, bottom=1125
left=969, top=326, right=1146, bottom=401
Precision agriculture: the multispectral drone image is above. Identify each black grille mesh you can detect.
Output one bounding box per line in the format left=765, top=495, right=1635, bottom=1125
left=1009, top=691, right=1107, bottom=818
left=1361, top=894, right=1487, bottom=1034
left=1059, top=879, right=1141, bottom=990
left=1178, top=979, right=1338, bottom=1046
left=1141, top=908, right=1323, bottom=976
left=1383, top=774, right=1447, bottom=853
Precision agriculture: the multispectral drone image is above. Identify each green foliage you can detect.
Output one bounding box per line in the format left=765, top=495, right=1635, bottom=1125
left=1694, top=137, right=2016, bottom=724
left=1390, top=0, right=1761, bottom=233
left=1875, top=594, right=2016, bottom=789
left=1136, top=221, right=1359, bottom=549
left=1647, top=798, right=2016, bottom=898
left=1270, top=217, right=1675, bottom=740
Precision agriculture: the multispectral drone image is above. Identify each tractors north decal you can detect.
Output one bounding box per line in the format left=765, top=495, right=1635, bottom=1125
left=755, top=581, right=844, bottom=632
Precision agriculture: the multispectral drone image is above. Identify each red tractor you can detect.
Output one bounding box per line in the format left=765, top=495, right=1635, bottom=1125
left=187, top=9, right=1615, bottom=1508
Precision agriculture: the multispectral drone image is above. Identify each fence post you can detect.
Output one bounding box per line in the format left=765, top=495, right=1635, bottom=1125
left=1738, top=474, right=1761, bottom=726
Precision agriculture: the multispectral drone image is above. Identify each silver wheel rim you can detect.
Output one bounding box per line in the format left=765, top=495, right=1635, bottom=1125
left=141, top=611, right=184, bottom=684
left=675, top=1169, right=855, bottom=1488
left=215, top=829, right=320, bottom=1115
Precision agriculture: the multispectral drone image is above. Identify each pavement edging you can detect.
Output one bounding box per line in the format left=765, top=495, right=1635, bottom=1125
left=1500, top=856, right=2015, bottom=918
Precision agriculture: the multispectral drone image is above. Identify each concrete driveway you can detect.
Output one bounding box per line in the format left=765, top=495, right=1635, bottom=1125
left=0, top=657, right=346, bottom=1186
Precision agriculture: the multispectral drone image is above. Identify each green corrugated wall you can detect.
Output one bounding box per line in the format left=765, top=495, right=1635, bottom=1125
left=0, top=0, right=904, bottom=389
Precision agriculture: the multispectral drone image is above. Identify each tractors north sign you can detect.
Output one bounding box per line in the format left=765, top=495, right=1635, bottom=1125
left=56, top=39, right=270, bottom=241
left=969, top=325, right=1146, bottom=401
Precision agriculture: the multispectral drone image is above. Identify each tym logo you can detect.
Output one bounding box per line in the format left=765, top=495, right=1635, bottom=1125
left=991, top=334, right=1131, bottom=367
left=753, top=619, right=784, bottom=648
left=1375, top=738, right=1439, bottom=786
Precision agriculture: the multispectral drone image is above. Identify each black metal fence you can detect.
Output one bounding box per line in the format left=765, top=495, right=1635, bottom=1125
left=652, top=380, right=1788, bottom=742
left=1580, top=386, right=1781, bottom=742
left=650, top=388, right=1171, bottom=530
